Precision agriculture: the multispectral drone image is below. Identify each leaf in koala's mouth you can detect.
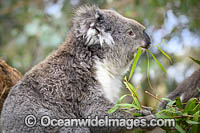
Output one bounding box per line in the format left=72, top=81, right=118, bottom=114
left=128, top=47, right=142, bottom=81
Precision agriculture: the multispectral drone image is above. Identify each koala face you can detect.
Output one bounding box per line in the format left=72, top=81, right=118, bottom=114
left=100, top=10, right=151, bottom=71
left=73, top=6, right=151, bottom=74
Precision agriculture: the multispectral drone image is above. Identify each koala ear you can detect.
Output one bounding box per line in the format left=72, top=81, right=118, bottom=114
left=73, top=5, right=115, bottom=47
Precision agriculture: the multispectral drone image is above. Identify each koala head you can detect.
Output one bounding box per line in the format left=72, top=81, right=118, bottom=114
left=73, top=5, right=151, bottom=75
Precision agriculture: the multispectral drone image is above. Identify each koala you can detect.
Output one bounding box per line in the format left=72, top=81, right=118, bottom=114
left=159, top=69, right=200, bottom=109
left=1, top=5, right=153, bottom=133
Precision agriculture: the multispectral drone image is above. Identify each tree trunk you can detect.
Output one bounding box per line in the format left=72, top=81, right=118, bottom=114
left=0, top=58, right=23, bottom=113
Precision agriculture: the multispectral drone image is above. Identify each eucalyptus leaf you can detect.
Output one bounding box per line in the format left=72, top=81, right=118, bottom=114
left=108, top=105, right=118, bottom=114
left=128, top=47, right=142, bottom=81
left=146, top=52, right=153, bottom=89
left=117, top=103, right=140, bottom=110
left=156, top=45, right=172, bottom=63
left=116, top=94, right=131, bottom=104
left=184, top=98, right=197, bottom=113
left=186, top=120, right=200, bottom=124
left=167, top=100, right=176, bottom=107
left=161, top=97, right=173, bottom=102
left=175, top=124, right=186, bottom=133
left=176, top=97, right=183, bottom=109
left=126, top=81, right=138, bottom=97
left=190, top=125, right=199, bottom=133
left=189, top=56, right=200, bottom=66
left=133, top=96, right=140, bottom=108
left=146, top=49, right=167, bottom=74
left=193, top=111, right=200, bottom=121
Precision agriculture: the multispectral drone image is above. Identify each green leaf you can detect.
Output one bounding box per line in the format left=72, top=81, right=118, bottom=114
left=116, top=94, right=130, bottom=104
left=189, top=56, right=200, bottom=66
left=156, top=45, right=172, bottom=63
left=123, top=81, right=141, bottom=109
left=191, top=111, right=200, bottom=132
left=191, top=124, right=199, bottom=133
left=191, top=111, right=200, bottom=133
left=123, top=81, right=134, bottom=95
left=184, top=98, right=197, bottom=113
left=128, top=47, right=142, bottom=81
left=126, top=81, right=138, bottom=97
left=108, top=94, right=133, bottom=114
left=147, top=52, right=150, bottom=78
left=161, top=97, right=173, bottom=102
left=123, top=76, right=127, bottom=81
left=122, top=109, right=142, bottom=116
left=161, top=39, right=168, bottom=46
left=186, top=120, right=200, bottom=124
left=176, top=97, right=183, bottom=109
left=155, top=42, right=161, bottom=47
left=132, top=112, right=142, bottom=116
left=156, top=108, right=178, bottom=114
left=155, top=113, right=172, bottom=119
left=146, top=49, right=167, bottom=74
left=133, top=96, right=140, bottom=108
left=146, top=52, right=153, bottom=89
left=193, top=111, right=200, bottom=121
left=175, top=124, right=186, bottom=133
left=108, top=105, right=118, bottom=114
left=193, top=104, right=200, bottom=112
left=118, top=103, right=140, bottom=110
left=167, top=100, right=176, bottom=107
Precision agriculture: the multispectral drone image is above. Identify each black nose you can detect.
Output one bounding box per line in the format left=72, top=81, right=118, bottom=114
left=143, top=30, right=151, bottom=48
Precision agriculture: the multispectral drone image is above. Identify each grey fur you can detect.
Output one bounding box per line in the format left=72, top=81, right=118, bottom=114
left=1, top=5, right=153, bottom=133
left=159, top=69, right=200, bottom=109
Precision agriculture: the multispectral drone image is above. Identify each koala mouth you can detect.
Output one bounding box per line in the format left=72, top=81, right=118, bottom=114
left=140, top=40, right=151, bottom=53
left=141, top=47, right=147, bottom=53
left=141, top=30, right=151, bottom=49
left=133, top=45, right=148, bottom=59
left=140, top=41, right=151, bottom=50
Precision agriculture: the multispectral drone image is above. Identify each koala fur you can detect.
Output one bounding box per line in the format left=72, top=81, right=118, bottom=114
left=159, top=69, right=200, bottom=109
left=1, top=5, right=153, bottom=133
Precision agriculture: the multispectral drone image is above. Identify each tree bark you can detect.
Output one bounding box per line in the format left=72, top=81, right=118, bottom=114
left=0, top=58, right=23, bottom=113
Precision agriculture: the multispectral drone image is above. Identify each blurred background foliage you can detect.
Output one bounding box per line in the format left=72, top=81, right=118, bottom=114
left=0, top=0, right=200, bottom=108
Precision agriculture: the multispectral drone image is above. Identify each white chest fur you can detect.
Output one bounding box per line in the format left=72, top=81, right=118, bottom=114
left=95, top=60, right=130, bottom=103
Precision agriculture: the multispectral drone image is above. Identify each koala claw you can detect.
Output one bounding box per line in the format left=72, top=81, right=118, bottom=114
left=141, top=106, right=153, bottom=111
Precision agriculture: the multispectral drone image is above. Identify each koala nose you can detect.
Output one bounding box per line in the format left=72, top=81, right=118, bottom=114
left=142, top=30, right=151, bottom=48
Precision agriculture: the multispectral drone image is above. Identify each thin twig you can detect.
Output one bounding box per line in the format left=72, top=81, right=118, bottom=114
left=145, top=91, right=173, bottom=108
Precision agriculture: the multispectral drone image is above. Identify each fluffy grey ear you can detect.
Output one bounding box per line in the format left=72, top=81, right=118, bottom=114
left=73, top=5, right=115, bottom=46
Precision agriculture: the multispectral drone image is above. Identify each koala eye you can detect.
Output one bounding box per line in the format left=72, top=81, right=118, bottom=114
left=128, top=30, right=136, bottom=37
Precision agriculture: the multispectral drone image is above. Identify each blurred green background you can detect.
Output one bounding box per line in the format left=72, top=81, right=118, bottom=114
left=0, top=0, right=200, bottom=108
